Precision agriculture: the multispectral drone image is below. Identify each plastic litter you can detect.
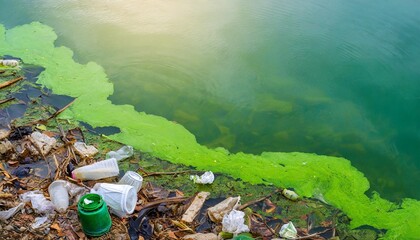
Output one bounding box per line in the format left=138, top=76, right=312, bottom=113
left=78, top=193, right=112, bottom=236
left=118, top=171, right=143, bottom=192
left=48, top=180, right=69, bottom=213
left=190, top=171, right=214, bottom=184
left=73, top=142, right=98, bottom=158
left=71, top=158, right=119, bottom=180
left=63, top=181, right=87, bottom=202
left=207, top=196, right=241, bottom=222
left=12, top=166, right=31, bottom=178
left=20, top=190, right=55, bottom=214
left=279, top=221, right=297, bottom=239
left=0, top=202, right=25, bottom=221
left=106, top=145, right=133, bottom=161
left=282, top=189, right=299, bottom=201
left=0, top=59, right=20, bottom=67
left=31, top=216, right=49, bottom=229
left=29, top=131, right=57, bottom=155
left=222, top=210, right=250, bottom=235
left=91, top=183, right=136, bottom=218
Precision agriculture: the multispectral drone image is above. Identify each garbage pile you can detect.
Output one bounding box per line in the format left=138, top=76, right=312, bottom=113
left=0, top=57, right=355, bottom=239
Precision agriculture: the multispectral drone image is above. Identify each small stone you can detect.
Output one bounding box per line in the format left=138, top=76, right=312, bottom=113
left=19, top=226, right=26, bottom=232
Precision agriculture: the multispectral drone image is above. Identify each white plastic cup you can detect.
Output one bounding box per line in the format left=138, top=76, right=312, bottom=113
left=91, top=183, right=136, bottom=217
left=118, top=171, right=143, bottom=192
left=48, top=180, right=69, bottom=213
left=72, top=158, right=119, bottom=180
left=106, top=146, right=133, bottom=161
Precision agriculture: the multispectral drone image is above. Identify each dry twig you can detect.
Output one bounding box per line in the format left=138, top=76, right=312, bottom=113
left=0, top=76, right=23, bottom=89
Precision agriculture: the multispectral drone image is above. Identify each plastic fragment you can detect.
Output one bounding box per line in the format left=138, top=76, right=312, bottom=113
left=106, top=145, right=134, bottom=161
left=31, top=216, right=49, bottom=229
left=20, top=190, right=55, bottom=214
left=84, top=198, right=93, bottom=204
left=221, top=210, right=250, bottom=235
left=207, top=196, right=241, bottom=222
left=279, top=221, right=297, bottom=239
left=0, top=202, right=25, bottom=221
left=190, top=171, right=214, bottom=184
left=0, top=59, right=20, bottom=67
left=30, top=131, right=56, bottom=155
left=73, top=142, right=98, bottom=158
left=282, top=189, right=299, bottom=201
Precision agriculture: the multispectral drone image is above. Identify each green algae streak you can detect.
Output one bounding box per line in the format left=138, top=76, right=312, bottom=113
left=1, top=22, right=419, bottom=239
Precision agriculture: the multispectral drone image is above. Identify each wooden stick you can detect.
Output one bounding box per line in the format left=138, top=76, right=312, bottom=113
left=0, top=97, right=15, bottom=105
left=0, top=76, right=23, bottom=89
left=292, top=228, right=332, bottom=240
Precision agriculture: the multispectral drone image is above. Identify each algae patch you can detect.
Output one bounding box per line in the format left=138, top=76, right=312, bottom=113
left=1, top=22, right=419, bottom=239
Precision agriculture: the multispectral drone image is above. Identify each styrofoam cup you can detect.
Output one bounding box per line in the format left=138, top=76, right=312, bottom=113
left=91, top=183, right=136, bottom=217
left=118, top=171, right=143, bottom=192
left=48, top=180, right=69, bottom=213
left=72, top=158, right=119, bottom=180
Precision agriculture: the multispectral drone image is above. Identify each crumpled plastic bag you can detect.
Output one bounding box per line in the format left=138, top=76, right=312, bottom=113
left=190, top=171, right=214, bottom=184
left=222, top=210, right=249, bottom=235
left=20, top=190, right=55, bottom=214
left=207, top=196, right=241, bottom=222
left=279, top=221, right=297, bottom=239
left=0, top=202, right=25, bottom=221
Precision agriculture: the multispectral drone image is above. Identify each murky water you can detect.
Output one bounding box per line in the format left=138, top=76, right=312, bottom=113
left=1, top=0, right=419, bottom=201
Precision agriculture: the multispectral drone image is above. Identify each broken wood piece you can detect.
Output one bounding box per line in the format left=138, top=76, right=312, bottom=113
left=0, top=97, right=15, bottom=105
left=0, top=76, right=23, bottom=89
left=182, top=192, right=210, bottom=223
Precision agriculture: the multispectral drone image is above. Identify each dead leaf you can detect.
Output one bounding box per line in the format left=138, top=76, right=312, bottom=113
left=167, top=231, right=178, bottom=239
left=50, top=222, right=63, bottom=236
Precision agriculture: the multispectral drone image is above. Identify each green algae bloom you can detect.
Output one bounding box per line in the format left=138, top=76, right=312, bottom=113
left=1, top=22, right=419, bottom=239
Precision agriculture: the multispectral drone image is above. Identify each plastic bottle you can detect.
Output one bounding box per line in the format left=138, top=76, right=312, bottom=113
left=106, top=146, right=133, bottom=161
left=78, top=193, right=112, bottom=236
left=71, top=158, right=119, bottom=180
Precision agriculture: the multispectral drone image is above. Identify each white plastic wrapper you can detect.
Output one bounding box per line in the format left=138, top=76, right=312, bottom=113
left=106, top=145, right=134, bottom=161
left=31, top=216, right=49, bottom=229
left=190, top=171, right=214, bottom=184
left=279, top=221, right=297, bottom=239
left=20, top=190, right=55, bottom=214
left=0, top=203, right=25, bottom=221
left=221, top=210, right=249, bottom=235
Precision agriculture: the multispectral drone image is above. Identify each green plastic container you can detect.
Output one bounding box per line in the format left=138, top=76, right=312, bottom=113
left=232, top=234, right=255, bottom=240
left=78, top=193, right=112, bottom=236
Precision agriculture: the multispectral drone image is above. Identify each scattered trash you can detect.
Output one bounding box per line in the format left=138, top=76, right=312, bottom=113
left=91, top=183, right=137, bottom=217
left=106, top=145, right=133, bottom=161
left=48, top=180, right=69, bottom=213
left=282, top=188, right=299, bottom=201
left=0, top=202, right=25, bottom=221
left=222, top=210, right=250, bottom=235
left=232, top=234, right=255, bottom=240
left=118, top=170, right=143, bottom=192
left=20, top=190, right=55, bottom=214
left=279, top=221, right=298, bottom=239
left=73, top=142, right=98, bottom=158
left=31, top=216, right=49, bottom=229
left=64, top=181, right=87, bottom=202
left=78, top=193, right=112, bottom=237
left=208, top=196, right=241, bottom=222
left=182, top=192, right=210, bottom=223
left=0, top=59, right=20, bottom=67
left=29, top=131, right=56, bottom=155
left=71, top=158, right=119, bottom=180
left=190, top=171, right=215, bottom=184
left=12, top=166, right=31, bottom=178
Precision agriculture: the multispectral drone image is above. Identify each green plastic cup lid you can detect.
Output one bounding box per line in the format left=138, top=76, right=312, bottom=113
left=79, top=193, right=104, bottom=211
